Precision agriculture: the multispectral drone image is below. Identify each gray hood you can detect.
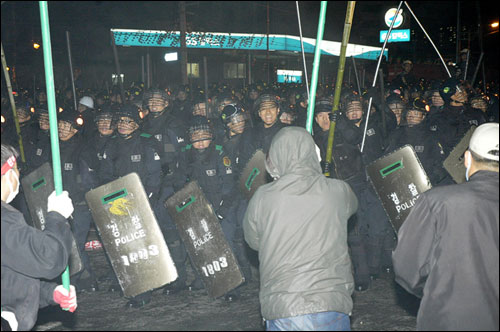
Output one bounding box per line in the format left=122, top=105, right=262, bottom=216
left=266, top=126, right=322, bottom=179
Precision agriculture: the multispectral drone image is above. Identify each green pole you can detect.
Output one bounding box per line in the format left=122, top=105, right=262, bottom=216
left=324, top=1, right=356, bottom=177
left=1, top=43, right=26, bottom=163
left=305, top=1, right=327, bottom=134
left=39, top=1, right=71, bottom=297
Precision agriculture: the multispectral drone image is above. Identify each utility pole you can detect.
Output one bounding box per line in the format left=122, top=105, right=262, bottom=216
left=179, top=1, right=188, bottom=85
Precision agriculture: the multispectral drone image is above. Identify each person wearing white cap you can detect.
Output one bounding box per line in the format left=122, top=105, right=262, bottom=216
left=77, top=96, right=96, bottom=143
left=392, top=122, right=499, bottom=331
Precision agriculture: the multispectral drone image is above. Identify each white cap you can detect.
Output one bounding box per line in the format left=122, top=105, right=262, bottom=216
left=469, top=123, right=499, bottom=161
left=78, top=96, right=94, bottom=109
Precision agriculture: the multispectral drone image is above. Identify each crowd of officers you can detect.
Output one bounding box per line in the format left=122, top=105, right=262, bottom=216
left=1, top=68, right=498, bottom=308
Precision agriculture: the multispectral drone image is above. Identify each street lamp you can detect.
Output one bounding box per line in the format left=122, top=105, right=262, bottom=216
left=33, top=42, right=41, bottom=50
left=491, top=22, right=499, bottom=29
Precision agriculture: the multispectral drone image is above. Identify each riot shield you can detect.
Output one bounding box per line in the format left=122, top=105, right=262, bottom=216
left=239, top=149, right=269, bottom=200
left=165, top=181, right=244, bottom=298
left=21, top=162, right=83, bottom=276
left=85, top=173, right=177, bottom=298
left=443, top=126, right=476, bottom=184
left=366, top=145, right=432, bottom=232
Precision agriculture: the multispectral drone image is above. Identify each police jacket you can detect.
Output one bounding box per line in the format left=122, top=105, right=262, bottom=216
left=243, top=127, right=358, bottom=320
left=101, top=132, right=162, bottom=198
left=142, top=109, right=186, bottom=175
left=1, top=201, right=73, bottom=331
left=81, top=133, right=113, bottom=187
left=174, top=143, right=236, bottom=218
left=59, top=135, right=96, bottom=203
left=393, top=171, right=499, bottom=331
left=24, top=129, right=51, bottom=174
left=385, top=124, right=447, bottom=185
left=438, top=104, right=486, bottom=155
left=241, top=121, right=284, bottom=166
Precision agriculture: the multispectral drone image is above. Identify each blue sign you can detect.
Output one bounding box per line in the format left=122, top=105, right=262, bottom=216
left=111, top=29, right=388, bottom=61
left=380, top=29, right=411, bottom=43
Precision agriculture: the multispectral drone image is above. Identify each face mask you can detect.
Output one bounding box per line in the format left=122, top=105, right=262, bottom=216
left=465, top=151, right=472, bottom=182
left=6, top=169, right=20, bottom=203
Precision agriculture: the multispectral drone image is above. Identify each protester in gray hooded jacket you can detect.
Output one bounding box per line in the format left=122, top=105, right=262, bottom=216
left=243, top=126, right=358, bottom=331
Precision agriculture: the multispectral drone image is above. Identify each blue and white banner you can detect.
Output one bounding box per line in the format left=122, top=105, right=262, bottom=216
left=111, top=29, right=388, bottom=61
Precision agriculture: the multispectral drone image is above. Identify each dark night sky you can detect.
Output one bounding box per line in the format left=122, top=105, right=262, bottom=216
left=1, top=1, right=498, bottom=82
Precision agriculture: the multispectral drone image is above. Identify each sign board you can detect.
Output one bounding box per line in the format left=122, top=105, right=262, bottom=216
left=111, top=29, right=388, bottom=61
left=277, top=69, right=302, bottom=84
left=380, top=29, right=411, bottom=43
left=85, top=173, right=177, bottom=298
left=385, top=8, right=404, bottom=28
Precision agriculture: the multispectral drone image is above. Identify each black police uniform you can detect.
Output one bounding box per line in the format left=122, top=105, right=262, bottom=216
left=385, top=122, right=447, bottom=186
left=58, top=133, right=98, bottom=291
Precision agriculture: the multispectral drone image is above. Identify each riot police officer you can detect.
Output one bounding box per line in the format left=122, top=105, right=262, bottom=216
left=172, top=116, right=238, bottom=299
left=385, top=98, right=448, bottom=186
left=100, top=103, right=162, bottom=308
left=438, top=78, right=486, bottom=156
left=57, top=108, right=99, bottom=293
left=220, top=104, right=253, bottom=286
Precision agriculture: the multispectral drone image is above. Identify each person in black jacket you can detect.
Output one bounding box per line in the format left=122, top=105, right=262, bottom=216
left=57, top=109, right=99, bottom=294
left=1, top=143, right=77, bottom=331
left=393, top=123, right=499, bottom=331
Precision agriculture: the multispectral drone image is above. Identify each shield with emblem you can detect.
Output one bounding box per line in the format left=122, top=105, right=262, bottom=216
left=443, top=126, right=476, bottom=184
left=85, top=172, right=177, bottom=298
left=165, top=181, right=244, bottom=298
left=21, top=162, right=83, bottom=276
left=239, top=149, right=269, bottom=200
left=366, top=145, right=432, bottom=232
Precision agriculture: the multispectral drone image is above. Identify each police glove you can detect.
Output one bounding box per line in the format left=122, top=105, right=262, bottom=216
left=47, top=190, right=74, bottom=219
left=53, top=285, right=78, bottom=313
left=328, top=111, right=341, bottom=123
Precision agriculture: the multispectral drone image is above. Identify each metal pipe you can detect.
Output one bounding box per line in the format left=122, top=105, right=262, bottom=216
left=1, top=42, right=25, bottom=162
left=305, top=1, right=328, bottom=134
left=351, top=56, right=362, bottom=96
left=39, top=0, right=70, bottom=294
left=360, top=1, right=403, bottom=153
left=404, top=1, right=452, bottom=78
left=110, top=30, right=126, bottom=103
left=203, top=56, right=209, bottom=115
left=296, top=1, right=310, bottom=100
left=323, top=1, right=356, bottom=177
left=470, top=52, right=484, bottom=89
left=66, top=31, right=78, bottom=111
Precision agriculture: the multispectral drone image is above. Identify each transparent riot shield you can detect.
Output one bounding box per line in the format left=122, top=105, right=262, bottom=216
left=165, top=181, right=244, bottom=298
left=239, top=149, right=269, bottom=200
left=443, top=126, right=477, bottom=184
left=85, top=172, right=177, bottom=298
left=21, top=162, right=83, bottom=276
left=366, top=145, right=432, bottom=232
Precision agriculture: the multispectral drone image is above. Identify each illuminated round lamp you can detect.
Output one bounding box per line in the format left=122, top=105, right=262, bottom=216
left=76, top=116, right=84, bottom=126
left=58, top=107, right=64, bottom=113
left=33, top=43, right=41, bottom=50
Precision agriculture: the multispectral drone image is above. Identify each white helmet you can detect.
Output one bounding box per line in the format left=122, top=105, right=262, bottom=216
left=469, top=123, right=499, bottom=161
left=79, top=96, right=94, bottom=109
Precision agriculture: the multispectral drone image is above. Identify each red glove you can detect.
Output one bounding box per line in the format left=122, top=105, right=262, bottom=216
left=53, top=285, right=77, bottom=313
